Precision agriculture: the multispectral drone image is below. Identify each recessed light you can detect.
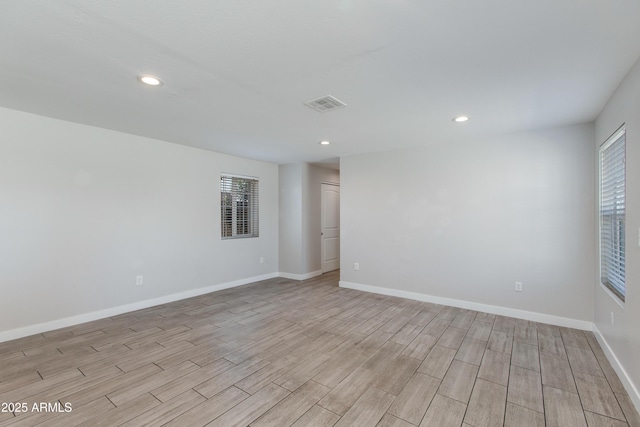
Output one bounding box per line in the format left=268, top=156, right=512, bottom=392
left=138, top=75, right=163, bottom=86
left=453, top=115, right=469, bottom=123
left=319, top=140, right=331, bottom=145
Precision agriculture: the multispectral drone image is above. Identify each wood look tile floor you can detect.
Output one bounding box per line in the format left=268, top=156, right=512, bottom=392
left=1, top=271, right=639, bottom=426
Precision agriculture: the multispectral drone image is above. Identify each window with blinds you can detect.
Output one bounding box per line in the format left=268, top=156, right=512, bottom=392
left=220, top=174, right=259, bottom=239
left=599, top=127, right=626, bottom=301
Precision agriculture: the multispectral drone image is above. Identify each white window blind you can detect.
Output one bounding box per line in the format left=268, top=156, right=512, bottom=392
left=599, top=127, right=626, bottom=301
left=220, top=175, right=259, bottom=239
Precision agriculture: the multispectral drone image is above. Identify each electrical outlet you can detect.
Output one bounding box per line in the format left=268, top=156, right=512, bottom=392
left=354, top=262, right=360, bottom=271
left=610, top=312, right=615, bottom=326
left=260, top=257, right=264, bottom=264
left=136, top=275, right=143, bottom=286
left=515, top=281, right=523, bottom=292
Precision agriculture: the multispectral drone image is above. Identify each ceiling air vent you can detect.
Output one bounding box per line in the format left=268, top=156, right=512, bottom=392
left=304, top=95, right=347, bottom=113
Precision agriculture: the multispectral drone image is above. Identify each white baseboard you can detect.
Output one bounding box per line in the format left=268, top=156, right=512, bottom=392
left=0, top=273, right=278, bottom=344
left=339, top=280, right=593, bottom=331
left=592, top=325, right=640, bottom=413
left=278, top=270, right=323, bottom=281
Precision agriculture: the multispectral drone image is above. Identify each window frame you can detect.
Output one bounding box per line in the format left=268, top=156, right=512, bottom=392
left=220, top=174, right=259, bottom=240
left=598, top=126, right=626, bottom=302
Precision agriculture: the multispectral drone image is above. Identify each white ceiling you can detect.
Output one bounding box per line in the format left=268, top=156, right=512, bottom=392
left=2, top=0, right=640, bottom=166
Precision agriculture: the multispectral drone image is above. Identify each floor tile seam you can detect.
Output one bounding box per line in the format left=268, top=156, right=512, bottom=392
left=612, top=392, right=636, bottom=425
left=585, top=408, right=631, bottom=425
left=542, top=383, right=591, bottom=426
left=570, top=371, right=627, bottom=423
left=388, top=407, right=422, bottom=426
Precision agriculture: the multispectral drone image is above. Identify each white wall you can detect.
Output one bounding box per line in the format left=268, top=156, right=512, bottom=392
left=340, top=124, right=595, bottom=324
left=0, top=107, right=279, bottom=339
left=278, top=163, right=304, bottom=276
left=594, top=56, right=640, bottom=401
left=278, top=163, right=339, bottom=278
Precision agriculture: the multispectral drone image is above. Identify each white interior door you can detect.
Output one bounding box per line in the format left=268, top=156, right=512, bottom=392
left=321, top=183, right=340, bottom=273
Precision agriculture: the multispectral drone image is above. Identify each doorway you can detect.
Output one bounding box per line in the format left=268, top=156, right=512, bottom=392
left=321, top=183, right=340, bottom=273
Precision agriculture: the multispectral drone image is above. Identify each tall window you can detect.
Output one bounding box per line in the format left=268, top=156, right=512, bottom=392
left=599, top=127, right=626, bottom=301
left=221, top=174, right=259, bottom=239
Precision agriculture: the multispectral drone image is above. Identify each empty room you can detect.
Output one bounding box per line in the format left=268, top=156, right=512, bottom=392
left=1, top=1, right=639, bottom=426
